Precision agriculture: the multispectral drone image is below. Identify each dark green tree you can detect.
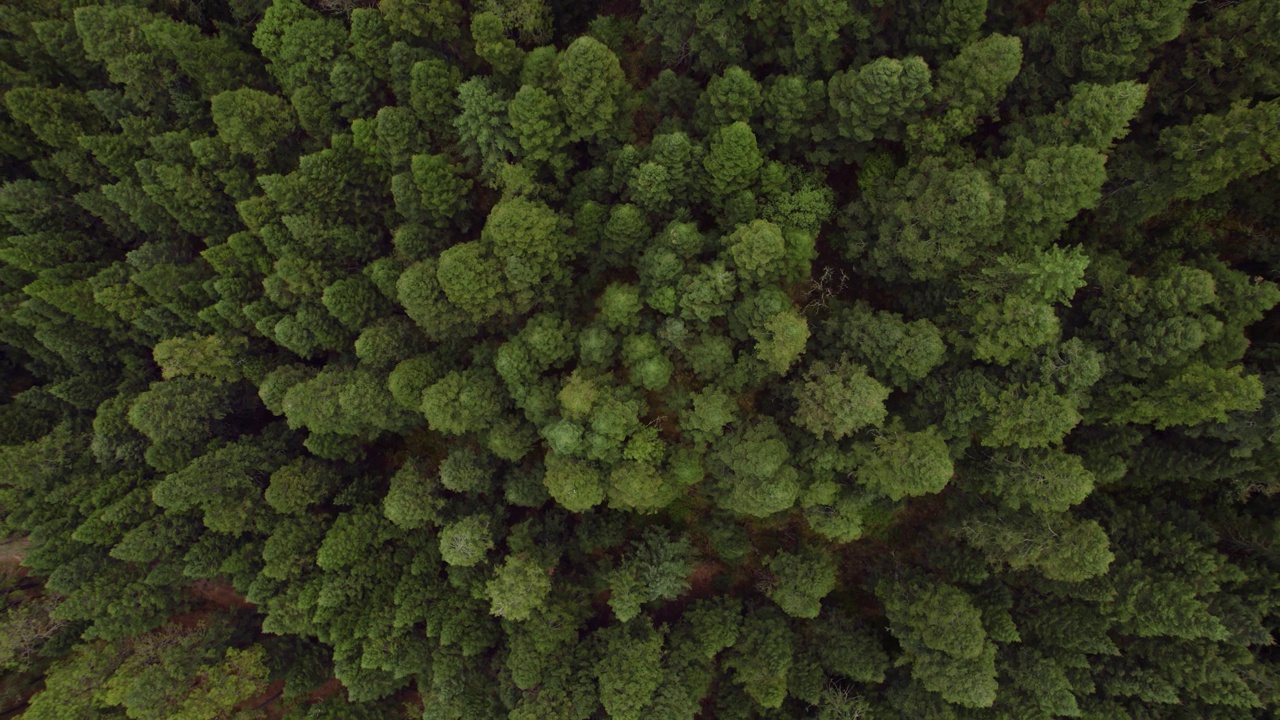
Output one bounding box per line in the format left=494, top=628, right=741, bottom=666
left=829, top=56, right=932, bottom=142
left=557, top=36, right=629, bottom=142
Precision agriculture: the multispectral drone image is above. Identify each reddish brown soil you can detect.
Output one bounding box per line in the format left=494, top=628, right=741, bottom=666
left=599, top=0, right=642, bottom=20
left=247, top=676, right=346, bottom=720
left=686, top=561, right=724, bottom=597
left=0, top=538, right=30, bottom=593
left=188, top=579, right=256, bottom=610
left=164, top=581, right=256, bottom=633
left=0, top=536, right=29, bottom=567
left=991, top=0, right=1056, bottom=26
left=241, top=680, right=286, bottom=717
left=395, top=688, right=424, bottom=718
left=306, top=676, right=345, bottom=704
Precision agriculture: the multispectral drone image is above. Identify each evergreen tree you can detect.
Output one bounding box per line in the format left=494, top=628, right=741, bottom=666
left=2, top=3, right=1280, bottom=718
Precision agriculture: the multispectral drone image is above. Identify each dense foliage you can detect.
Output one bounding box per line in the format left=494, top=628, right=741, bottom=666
left=3, top=0, right=1280, bottom=717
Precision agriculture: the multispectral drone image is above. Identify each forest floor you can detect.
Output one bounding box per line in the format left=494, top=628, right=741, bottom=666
left=187, top=578, right=255, bottom=610
left=187, top=581, right=347, bottom=718
left=242, top=676, right=346, bottom=719
left=0, top=535, right=28, bottom=568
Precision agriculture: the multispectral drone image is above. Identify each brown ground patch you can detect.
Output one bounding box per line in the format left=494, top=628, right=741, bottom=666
left=164, top=580, right=257, bottom=634
left=686, top=561, right=724, bottom=597
left=0, top=536, right=29, bottom=567
left=243, top=674, right=346, bottom=719
left=240, top=679, right=285, bottom=717
left=0, top=537, right=30, bottom=590
left=188, top=579, right=256, bottom=610
left=304, top=677, right=345, bottom=705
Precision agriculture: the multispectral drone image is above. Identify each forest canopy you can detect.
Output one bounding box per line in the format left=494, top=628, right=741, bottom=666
left=2, top=0, right=1280, bottom=718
